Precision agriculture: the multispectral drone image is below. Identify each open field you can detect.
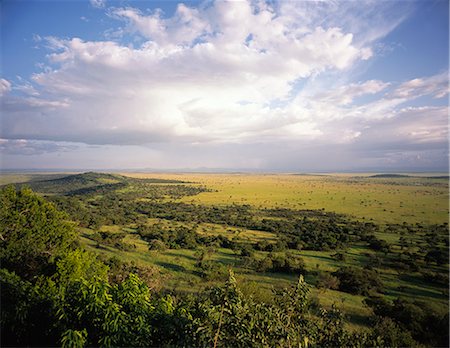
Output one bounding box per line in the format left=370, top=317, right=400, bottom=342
left=123, top=173, right=449, bottom=224
left=2, top=171, right=447, bottom=226
left=1, top=171, right=449, bottom=334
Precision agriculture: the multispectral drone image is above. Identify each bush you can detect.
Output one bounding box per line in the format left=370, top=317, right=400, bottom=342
left=365, top=296, right=449, bottom=347
left=255, top=253, right=306, bottom=274
left=421, top=271, right=449, bottom=286
left=0, top=186, right=76, bottom=279
left=254, top=240, right=271, bottom=251
left=196, top=260, right=228, bottom=281
left=316, top=272, right=340, bottom=290
left=331, top=251, right=346, bottom=261
left=91, top=231, right=134, bottom=251
left=235, top=243, right=254, bottom=257
left=369, top=317, right=417, bottom=347
left=365, top=235, right=390, bottom=253
left=137, top=224, right=198, bottom=249
left=333, top=267, right=383, bottom=295
left=425, top=249, right=448, bottom=265
left=148, top=239, right=167, bottom=251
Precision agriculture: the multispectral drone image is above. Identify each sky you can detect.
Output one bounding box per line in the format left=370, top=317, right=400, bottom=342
left=0, top=0, right=449, bottom=172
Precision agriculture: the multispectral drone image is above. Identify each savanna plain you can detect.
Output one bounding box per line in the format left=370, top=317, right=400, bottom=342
left=1, top=171, right=448, bottom=347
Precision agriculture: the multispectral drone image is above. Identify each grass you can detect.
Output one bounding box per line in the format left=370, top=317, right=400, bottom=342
left=123, top=173, right=449, bottom=225
left=81, top=230, right=393, bottom=330
left=2, top=172, right=447, bottom=224
left=79, top=217, right=449, bottom=327
left=0, top=173, right=69, bottom=185
left=312, top=287, right=372, bottom=331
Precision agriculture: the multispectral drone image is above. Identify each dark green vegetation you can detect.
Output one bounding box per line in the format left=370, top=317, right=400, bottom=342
left=370, top=174, right=449, bottom=179
left=13, top=171, right=202, bottom=197
left=1, top=172, right=449, bottom=347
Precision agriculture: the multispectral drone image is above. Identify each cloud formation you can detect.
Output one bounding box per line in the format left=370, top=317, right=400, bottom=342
left=0, top=0, right=448, bottom=170
left=90, top=0, right=106, bottom=9
left=0, top=138, right=77, bottom=156
left=0, top=79, right=11, bottom=96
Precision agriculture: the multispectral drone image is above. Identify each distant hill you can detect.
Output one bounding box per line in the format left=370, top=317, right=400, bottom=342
left=370, top=174, right=411, bottom=178
left=370, top=174, right=449, bottom=179
left=8, top=172, right=187, bottom=195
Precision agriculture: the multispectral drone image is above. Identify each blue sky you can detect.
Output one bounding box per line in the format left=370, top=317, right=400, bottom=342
left=1, top=0, right=448, bottom=171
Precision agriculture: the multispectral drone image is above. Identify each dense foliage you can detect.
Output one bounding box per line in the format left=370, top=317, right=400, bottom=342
left=0, top=186, right=77, bottom=279
left=365, top=296, right=449, bottom=347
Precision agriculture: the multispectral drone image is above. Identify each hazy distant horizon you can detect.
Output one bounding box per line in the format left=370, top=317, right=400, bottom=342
left=1, top=167, right=448, bottom=175
left=1, top=0, right=449, bottom=171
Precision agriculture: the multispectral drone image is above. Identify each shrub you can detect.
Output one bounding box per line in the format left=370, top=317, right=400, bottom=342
left=0, top=186, right=76, bottom=279
left=148, top=239, right=167, bottom=251
left=196, top=260, right=228, bottom=281
left=331, top=251, right=346, bottom=261
left=365, top=296, right=449, bottom=347
left=333, top=267, right=383, bottom=295
left=316, top=272, right=340, bottom=290
left=369, top=317, right=417, bottom=347
left=255, top=253, right=306, bottom=274
left=365, top=235, right=390, bottom=253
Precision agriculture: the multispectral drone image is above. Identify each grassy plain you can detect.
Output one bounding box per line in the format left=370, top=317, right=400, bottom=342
left=2, top=171, right=448, bottom=331
left=123, top=173, right=449, bottom=225
left=3, top=171, right=447, bottom=225
left=117, top=172, right=450, bottom=329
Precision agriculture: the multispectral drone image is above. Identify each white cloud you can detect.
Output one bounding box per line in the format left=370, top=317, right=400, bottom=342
left=0, top=138, right=77, bottom=156
left=111, top=4, right=210, bottom=47
left=389, top=72, right=449, bottom=100
left=277, top=0, right=413, bottom=46
left=13, top=80, right=40, bottom=96
left=2, top=0, right=377, bottom=145
left=0, top=78, right=11, bottom=96
left=90, top=0, right=106, bottom=9
left=1, top=0, right=447, bottom=171
left=307, top=80, right=390, bottom=106
left=355, top=106, right=448, bottom=147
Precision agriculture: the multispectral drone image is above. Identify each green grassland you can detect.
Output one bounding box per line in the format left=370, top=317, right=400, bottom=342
left=77, top=221, right=447, bottom=331
left=125, top=173, right=449, bottom=224
left=3, top=171, right=447, bottom=225
left=1, top=171, right=448, bottom=333
left=78, top=227, right=372, bottom=330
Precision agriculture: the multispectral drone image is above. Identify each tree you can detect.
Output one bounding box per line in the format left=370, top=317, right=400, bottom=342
left=331, top=251, right=346, bottom=261
left=367, top=317, right=416, bottom=348
left=0, top=186, right=76, bottom=279
left=425, top=249, right=447, bottom=265
left=148, top=239, right=167, bottom=251
left=316, top=272, right=340, bottom=291
left=365, top=296, right=449, bottom=347
left=190, top=271, right=313, bottom=347
left=333, top=267, right=383, bottom=295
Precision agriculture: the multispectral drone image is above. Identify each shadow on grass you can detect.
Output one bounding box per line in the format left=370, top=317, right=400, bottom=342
left=300, top=253, right=334, bottom=262
left=386, top=285, right=447, bottom=300
left=167, top=251, right=197, bottom=261
left=346, top=312, right=371, bottom=328
left=214, top=250, right=238, bottom=265
left=155, top=261, right=187, bottom=272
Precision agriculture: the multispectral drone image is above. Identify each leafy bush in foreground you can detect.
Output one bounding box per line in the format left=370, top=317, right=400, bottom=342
left=0, top=186, right=77, bottom=279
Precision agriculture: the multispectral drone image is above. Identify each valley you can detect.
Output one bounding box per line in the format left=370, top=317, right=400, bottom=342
left=2, top=171, right=448, bottom=340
